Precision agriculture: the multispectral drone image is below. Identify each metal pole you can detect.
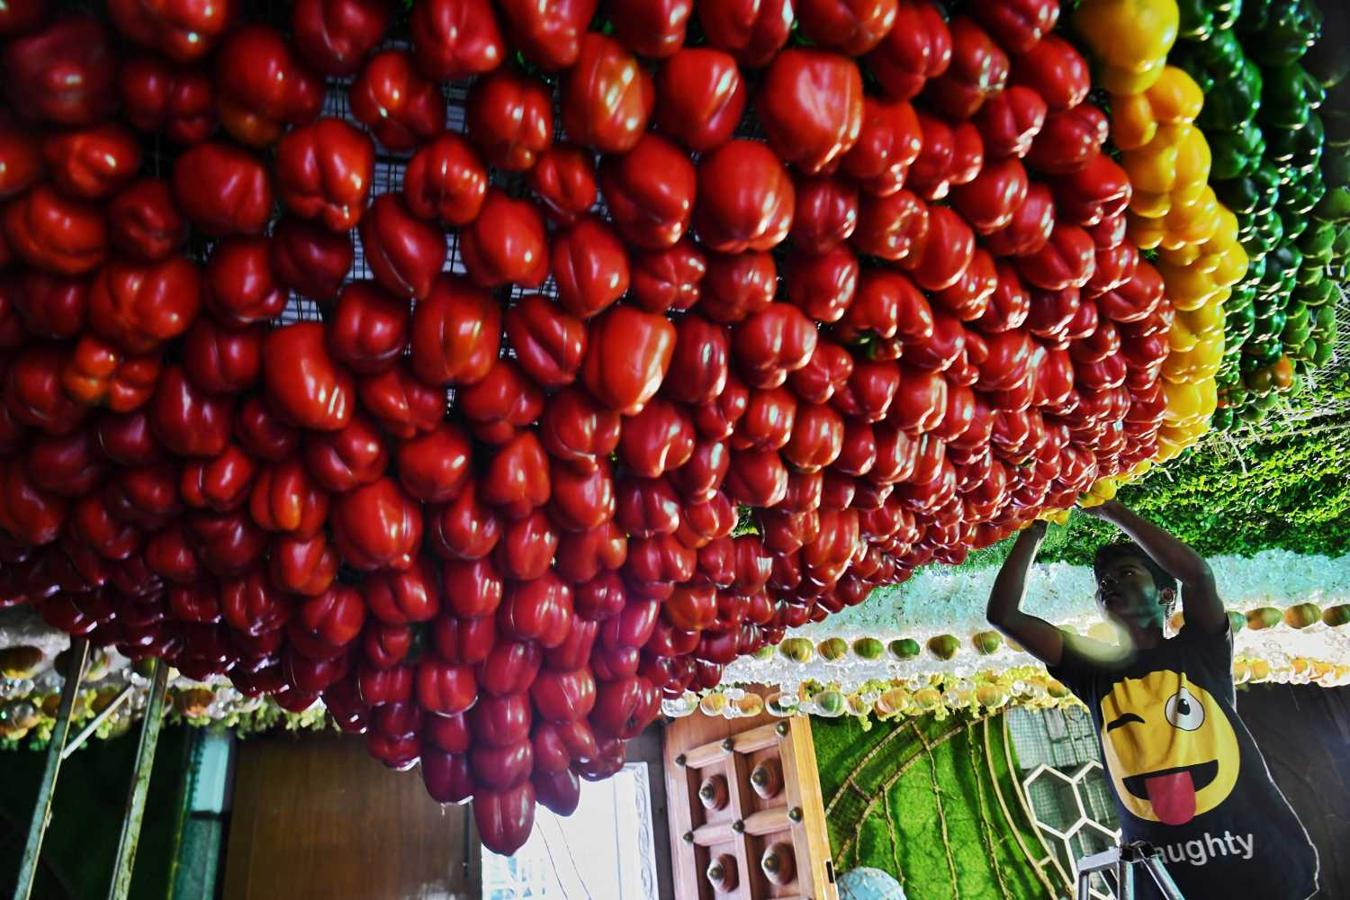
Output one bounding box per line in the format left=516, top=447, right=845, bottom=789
left=61, top=683, right=135, bottom=761
left=1141, top=853, right=1186, bottom=900
left=12, top=637, right=89, bottom=900
left=1117, top=853, right=1134, bottom=899
left=106, top=658, right=169, bottom=900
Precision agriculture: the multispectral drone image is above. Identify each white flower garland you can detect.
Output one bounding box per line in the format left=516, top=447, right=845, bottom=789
left=723, top=551, right=1350, bottom=693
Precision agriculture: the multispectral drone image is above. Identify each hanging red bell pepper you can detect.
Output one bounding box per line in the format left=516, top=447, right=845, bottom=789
left=291, top=0, right=390, bottom=76
left=697, top=0, right=792, bottom=68
left=580, top=306, right=676, bottom=415
left=528, top=143, right=598, bottom=226
left=349, top=49, right=444, bottom=152
left=654, top=48, right=746, bottom=152
left=274, top=118, right=375, bottom=232
left=758, top=49, right=864, bottom=175
left=598, top=134, right=696, bottom=250
left=331, top=477, right=422, bottom=571
left=564, top=34, right=654, bottom=155
left=552, top=217, right=631, bottom=319
left=461, top=190, right=548, bottom=289
left=694, top=140, right=796, bottom=254
left=865, top=0, right=952, bottom=101
left=410, top=0, right=504, bottom=80
left=495, top=0, right=596, bottom=70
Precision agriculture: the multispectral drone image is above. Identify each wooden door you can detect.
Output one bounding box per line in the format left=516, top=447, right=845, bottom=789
left=222, top=734, right=479, bottom=900
left=663, top=705, right=836, bottom=900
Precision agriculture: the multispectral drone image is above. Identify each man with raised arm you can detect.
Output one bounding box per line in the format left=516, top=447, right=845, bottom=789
left=986, top=500, right=1318, bottom=899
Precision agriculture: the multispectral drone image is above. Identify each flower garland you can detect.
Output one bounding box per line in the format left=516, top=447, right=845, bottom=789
left=7, top=549, right=1349, bottom=741
left=0, top=608, right=332, bottom=748
left=686, top=551, right=1350, bottom=722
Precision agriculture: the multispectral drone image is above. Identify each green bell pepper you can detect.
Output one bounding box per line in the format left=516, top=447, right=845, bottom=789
left=1178, top=0, right=1215, bottom=40
left=1334, top=222, right=1350, bottom=258
left=1252, top=207, right=1286, bottom=251
left=1298, top=221, right=1337, bottom=261
left=1287, top=116, right=1325, bottom=174
left=1312, top=185, right=1350, bottom=221
left=1242, top=0, right=1322, bottom=68
left=1260, top=65, right=1314, bottom=131
left=1227, top=284, right=1256, bottom=313
left=1314, top=303, right=1337, bottom=332
left=1325, top=143, right=1350, bottom=187
left=1294, top=278, right=1337, bottom=308
left=1280, top=208, right=1308, bottom=242
left=1283, top=298, right=1312, bottom=327
left=1259, top=244, right=1302, bottom=296
left=1241, top=253, right=1267, bottom=286
left=1226, top=316, right=1257, bottom=349
left=1210, top=120, right=1266, bottom=179
left=1215, top=166, right=1281, bottom=217
left=1208, top=0, right=1243, bottom=31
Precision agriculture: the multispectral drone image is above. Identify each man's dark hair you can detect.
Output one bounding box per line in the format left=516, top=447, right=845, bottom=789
left=1093, top=541, right=1179, bottom=604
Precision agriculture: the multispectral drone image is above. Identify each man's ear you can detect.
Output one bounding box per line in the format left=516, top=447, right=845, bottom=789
left=1160, top=586, right=1177, bottom=609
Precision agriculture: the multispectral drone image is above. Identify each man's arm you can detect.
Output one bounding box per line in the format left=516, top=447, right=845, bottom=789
left=1082, top=500, right=1227, bottom=634
left=986, top=521, right=1067, bottom=666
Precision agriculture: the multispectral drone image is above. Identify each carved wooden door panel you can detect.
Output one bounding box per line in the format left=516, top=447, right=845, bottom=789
left=663, top=708, right=836, bottom=900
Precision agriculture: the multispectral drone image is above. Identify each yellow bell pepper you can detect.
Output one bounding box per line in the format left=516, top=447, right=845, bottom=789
left=1111, top=93, right=1159, bottom=150
left=1111, top=66, right=1205, bottom=149
left=1073, top=0, right=1179, bottom=72
left=1037, top=508, right=1072, bottom=525
left=1145, top=67, right=1204, bottom=124
left=1130, top=188, right=1173, bottom=219
left=1084, top=477, right=1120, bottom=504
left=1160, top=242, right=1206, bottom=268
left=1160, top=416, right=1209, bottom=447
left=1121, top=123, right=1210, bottom=204
left=1155, top=257, right=1223, bottom=310
left=1126, top=213, right=1166, bottom=249
left=1177, top=302, right=1226, bottom=340
left=1162, top=335, right=1224, bottom=383
left=1154, top=435, right=1184, bottom=463
left=1103, top=58, right=1171, bottom=96
left=1170, top=124, right=1213, bottom=204
left=1162, top=380, right=1206, bottom=424
left=1122, top=126, right=1182, bottom=196
left=1126, top=459, right=1154, bottom=480
left=1168, top=313, right=1203, bottom=353
left=1197, top=206, right=1241, bottom=257
left=1211, top=241, right=1249, bottom=288
left=1160, top=185, right=1221, bottom=249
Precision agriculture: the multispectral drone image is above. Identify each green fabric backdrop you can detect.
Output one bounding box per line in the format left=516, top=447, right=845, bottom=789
left=814, top=712, right=1065, bottom=900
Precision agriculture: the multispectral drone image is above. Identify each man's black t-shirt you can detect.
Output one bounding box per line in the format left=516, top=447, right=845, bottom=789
left=1048, top=622, right=1319, bottom=899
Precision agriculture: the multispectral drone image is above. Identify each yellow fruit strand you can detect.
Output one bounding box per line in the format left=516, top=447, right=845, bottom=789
left=1074, top=0, right=1178, bottom=80
left=1143, top=66, right=1204, bottom=124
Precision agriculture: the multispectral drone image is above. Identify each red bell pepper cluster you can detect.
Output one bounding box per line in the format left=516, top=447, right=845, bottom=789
left=0, top=0, right=1171, bottom=855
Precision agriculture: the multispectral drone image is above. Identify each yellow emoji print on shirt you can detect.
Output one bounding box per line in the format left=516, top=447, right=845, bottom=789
left=1099, top=670, right=1240, bottom=825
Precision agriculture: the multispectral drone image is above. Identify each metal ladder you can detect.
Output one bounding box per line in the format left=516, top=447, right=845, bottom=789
left=1075, top=841, right=1185, bottom=900
left=11, top=638, right=171, bottom=900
